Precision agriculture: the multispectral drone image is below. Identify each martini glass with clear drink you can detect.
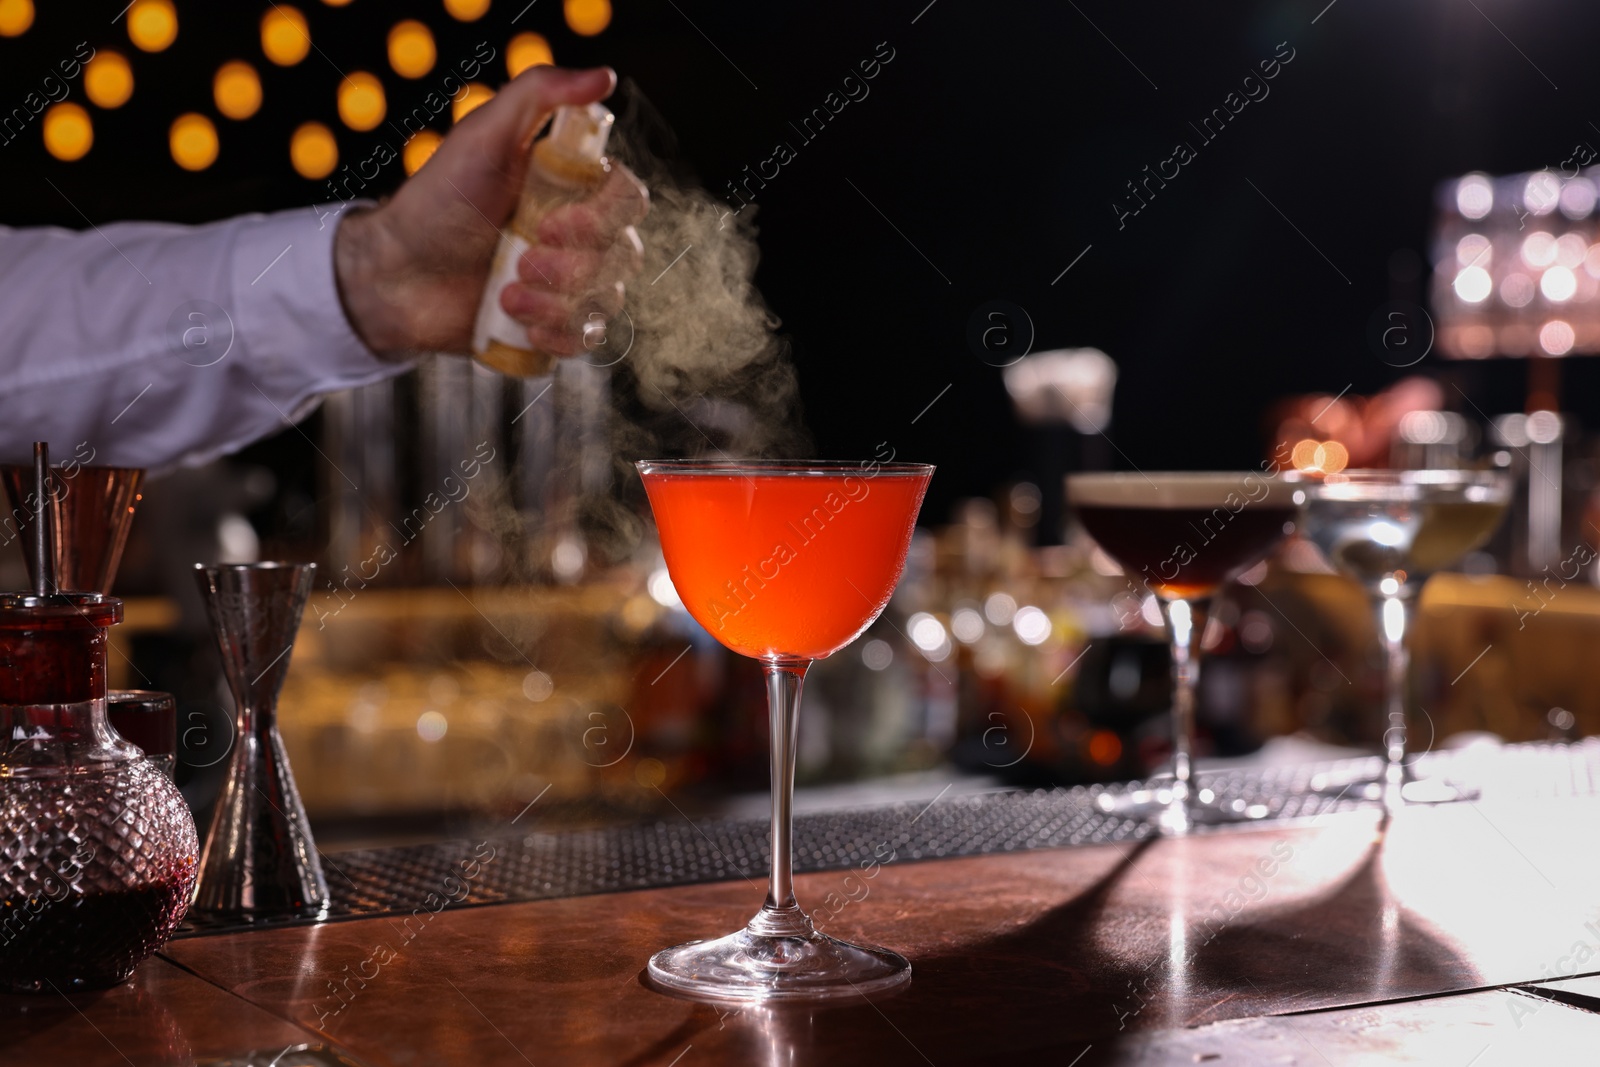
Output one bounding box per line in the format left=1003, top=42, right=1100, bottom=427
left=1067, top=472, right=1304, bottom=833
left=637, top=459, right=933, bottom=1002
left=1302, top=469, right=1511, bottom=804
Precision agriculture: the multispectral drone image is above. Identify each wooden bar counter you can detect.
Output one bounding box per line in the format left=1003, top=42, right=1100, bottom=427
left=7, top=796, right=1600, bottom=1065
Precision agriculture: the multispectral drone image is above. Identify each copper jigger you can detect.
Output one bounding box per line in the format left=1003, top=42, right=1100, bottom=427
left=191, top=562, right=329, bottom=919
left=1, top=463, right=144, bottom=593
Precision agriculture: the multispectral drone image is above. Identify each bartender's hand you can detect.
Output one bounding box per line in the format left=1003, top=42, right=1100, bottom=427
left=333, top=65, right=648, bottom=358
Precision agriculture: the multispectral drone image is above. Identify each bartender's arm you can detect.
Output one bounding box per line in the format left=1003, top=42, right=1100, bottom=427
left=0, top=65, right=647, bottom=472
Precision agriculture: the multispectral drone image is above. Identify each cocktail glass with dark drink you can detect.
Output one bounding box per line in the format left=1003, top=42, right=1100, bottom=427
left=1302, top=469, right=1511, bottom=804
left=637, top=459, right=933, bottom=1002
left=1067, top=471, right=1304, bottom=833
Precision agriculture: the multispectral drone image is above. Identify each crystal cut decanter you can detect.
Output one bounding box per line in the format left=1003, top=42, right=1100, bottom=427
left=0, top=593, right=198, bottom=992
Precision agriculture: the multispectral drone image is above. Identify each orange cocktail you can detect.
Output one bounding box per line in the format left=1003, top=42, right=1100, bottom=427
left=636, top=458, right=933, bottom=1003
left=642, top=465, right=931, bottom=661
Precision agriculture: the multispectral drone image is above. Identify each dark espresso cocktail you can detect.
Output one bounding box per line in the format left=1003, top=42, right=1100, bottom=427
left=1071, top=474, right=1301, bottom=600
left=1067, top=471, right=1303, bottom=833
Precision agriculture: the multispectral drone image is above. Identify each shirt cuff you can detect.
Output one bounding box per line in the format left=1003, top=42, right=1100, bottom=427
left=231, top=202, right=407, bottom=426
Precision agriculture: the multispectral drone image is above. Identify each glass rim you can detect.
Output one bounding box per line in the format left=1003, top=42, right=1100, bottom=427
left=1310, top=467, right=1512, bottom=502
left=192, top=561, right=316, bottom=572
left=1066, top=470, right=1304, bottom=507
left=1315, top=467, right=1510, bottom=486
left=1066, top=470, right=1303, bottom=484
left=0, top=591, right=122, bottom=623
left=636, top=459, right=934, bottom=477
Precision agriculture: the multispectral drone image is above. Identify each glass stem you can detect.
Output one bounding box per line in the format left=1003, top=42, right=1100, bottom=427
left=749, top=657, right=812, bottom=939
left=1161, top=597, right=1210, bottom=799
left=1377, top=592, right=1414, bottom=785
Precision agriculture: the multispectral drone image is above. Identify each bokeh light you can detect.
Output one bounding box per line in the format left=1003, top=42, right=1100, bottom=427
left=1455, top=174, right=1493, bottom=220
left=521, top=670, right=554, bottom=702
left=290, top=121, right=338, bottom=179
left=1541, top=266, right=1577, bottom=303
left=127, top=0, right=177, bottom=52
left=1452, top=266, right=1492, bottom=303
left=1540, top=320, right=1575, bottom=356
left=1398, top=410, right=1449, bottom=445
left=1454, top=233, right=1490, bottom=268
left=213, top=61, right=262, bottom=120
left=1087, top=729, right=1122, bottom=766
left=402, top=130, right=442, bottom=175
left=564, top=0, right=611, bottom=36
left=1555, top=233, right=1587, bottom=269
left=1291, top=438, right=1349, bottom=475
left=337, top=71, right=386, bottom=131
left=951, top=607, right=985, bottom=644
left=1500, top=273, right=1535, bottom=308
left=984, top=592, right=1017, bottom=626
left=169, top=113, right=218, bottom=171
left=42, top=103, right=92, bottom=161
left=907, top=612, right=951, bottom=662
left=388, top=20, right=436, bottom=78
left=416, top=710, right=448, bottom=743
left=1527, top=409, right=1562, bottom=443
left=551, top=538, right=585, bottom=579
left=861, top=639, right=893, bottom=671
left=506, top=32, right=553, bottom=77
left=645, top=567, right=682, bottom=609
left=452, top=83, right=494, bottom=122
left=262, top=6, right=311, bottom=66
left=1012, top=606, right=1051, bottom=646
left=1522, top=231, right=1557, bottom=268
left=1524, top=171, right=1561, bottom=217
left=1559, top=179, right=1597, bottom=220
left=322, top=0, right=354, bottom=6
left=83, top=52, right=134, bottom=109
left=1239, top=612, right=1274, bottom=653
left=0, top=0, right=34, bottom=38
left=443, top=0, right=490, bottom=21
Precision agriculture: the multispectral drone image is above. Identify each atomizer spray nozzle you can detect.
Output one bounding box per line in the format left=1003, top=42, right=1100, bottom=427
left=539, top=102, right=615, bottom=171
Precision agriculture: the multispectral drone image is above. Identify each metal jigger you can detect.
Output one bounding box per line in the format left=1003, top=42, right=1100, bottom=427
left=1, top=463, right=144, bottom=593
left=191, top=562, right=329, bottom=919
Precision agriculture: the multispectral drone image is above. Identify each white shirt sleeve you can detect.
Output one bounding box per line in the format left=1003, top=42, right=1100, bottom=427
left=0, top=204, right=411, bottom=472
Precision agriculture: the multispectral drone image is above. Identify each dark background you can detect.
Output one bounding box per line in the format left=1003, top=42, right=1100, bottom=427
left=4, top=0, right=1598, bottom=523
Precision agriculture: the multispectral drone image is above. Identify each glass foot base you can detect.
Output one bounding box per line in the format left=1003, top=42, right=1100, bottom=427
left=1399, top=777, right=1476, bottom=804
left=1306, top=769, right=1478, bottom=806
left=1095, top=783, right=1271, bottom=834
left=647, top=920, right=911, bottom=1003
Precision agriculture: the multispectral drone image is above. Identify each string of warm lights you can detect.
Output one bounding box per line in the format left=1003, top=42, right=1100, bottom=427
left=389, top=20, right=437, bottom=79
left=0, top=0, right=34, bottom=37
left=84, top=51, right=133, bottom=109
left=128, top=0, right=177, bottom=53
left=12, top=0, right=607, bottom=178
left=215, top=61, right=263, bottom=121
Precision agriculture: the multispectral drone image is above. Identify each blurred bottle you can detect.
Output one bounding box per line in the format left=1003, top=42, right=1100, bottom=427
left=1002, top=348, right=1118, bottom=544
left=473, top=103, right=615, bottom=377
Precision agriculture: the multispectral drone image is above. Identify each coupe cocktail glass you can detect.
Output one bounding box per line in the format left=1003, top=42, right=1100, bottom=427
left=1067, top=472, right=1304, bottom=833
left=1302, top=469, right=1511, bottom=804
left=637, top=459, right=933, bottom=1002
